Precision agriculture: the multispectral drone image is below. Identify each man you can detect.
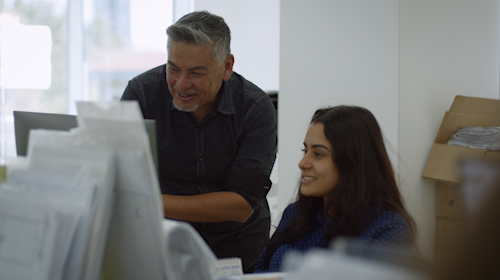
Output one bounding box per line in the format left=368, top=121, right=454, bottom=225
left=120, top=11, right=277, bottom=272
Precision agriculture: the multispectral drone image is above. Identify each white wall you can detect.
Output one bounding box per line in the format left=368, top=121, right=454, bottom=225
left=280, top=0, right=500, bottom=260
left=190, top=0, right=500, bottom=259
left=278, top=0, right=400, bottom=223
left=399, top=0, right=500, bottom=258
left=193, top=0, right=280, bottom=92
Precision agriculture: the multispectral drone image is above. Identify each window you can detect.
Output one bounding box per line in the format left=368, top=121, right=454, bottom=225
left=82, top=0, right=174, bottom=106
left=0, top=0, right=188, bottom=162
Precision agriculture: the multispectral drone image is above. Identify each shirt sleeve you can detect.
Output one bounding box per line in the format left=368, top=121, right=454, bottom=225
left=227, top=94, right=277, bottom=209
left=120, top=78, right=148, bottom=118
left=363, top=211, right=412, bottom=248
left=227, top=169, right=271, bottom=209
left=254, top=203, right=297, bottom=273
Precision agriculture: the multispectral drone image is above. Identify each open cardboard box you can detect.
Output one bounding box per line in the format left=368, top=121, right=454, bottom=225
left=422, top=95, right=500, bottom=183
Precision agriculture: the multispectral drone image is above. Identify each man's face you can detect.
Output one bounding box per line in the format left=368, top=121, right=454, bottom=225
left=166, top=41, right=233, bottom=120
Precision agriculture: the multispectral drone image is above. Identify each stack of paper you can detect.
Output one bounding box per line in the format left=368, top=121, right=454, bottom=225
left=280, top=238, right=425, bottom=280
left=283, top=250, right=424, bottom=280
left=75, top=102, right=218, bottom=280
left=0, top=141, right=116, bottom=280
left=162, top=219, right=218, bottom=280
left=0, top=101, right=220, bottom=280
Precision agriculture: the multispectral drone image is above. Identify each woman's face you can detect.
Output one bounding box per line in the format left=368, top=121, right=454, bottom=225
left=298, top=122, right=339, bottom=202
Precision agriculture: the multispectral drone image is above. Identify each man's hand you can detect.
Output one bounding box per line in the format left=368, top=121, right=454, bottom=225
left=162, top=191, right=254, bottom=223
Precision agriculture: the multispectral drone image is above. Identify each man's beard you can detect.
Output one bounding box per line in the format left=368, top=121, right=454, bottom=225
left=173, top=100, right=199, bottom=113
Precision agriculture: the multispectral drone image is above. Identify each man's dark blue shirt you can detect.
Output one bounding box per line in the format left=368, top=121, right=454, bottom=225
left=121, top=64, right=277, bottom=271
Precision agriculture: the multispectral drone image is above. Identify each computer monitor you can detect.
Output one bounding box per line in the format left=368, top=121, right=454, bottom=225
left=13, top=111, right=158, bottom=172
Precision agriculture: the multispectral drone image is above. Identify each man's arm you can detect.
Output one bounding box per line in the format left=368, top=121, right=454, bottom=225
left=120, top=76, right=149, bottom=118
left=162, top=93, right=277, bottom=224
left=162, top=192, right=254, bottom=223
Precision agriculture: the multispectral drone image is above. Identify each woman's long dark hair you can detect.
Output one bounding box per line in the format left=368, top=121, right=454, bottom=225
left=262, top=106, right=417, bottom=268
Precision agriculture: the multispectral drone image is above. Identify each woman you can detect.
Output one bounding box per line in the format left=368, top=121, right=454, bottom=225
left=254, top=106, right=416, bottom=272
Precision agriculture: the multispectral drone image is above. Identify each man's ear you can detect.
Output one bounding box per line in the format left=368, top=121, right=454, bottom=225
left=222, top=54, right=234, bottom=81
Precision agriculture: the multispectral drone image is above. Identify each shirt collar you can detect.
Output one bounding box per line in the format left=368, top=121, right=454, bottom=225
left=215, top=79, right=236, bottom=115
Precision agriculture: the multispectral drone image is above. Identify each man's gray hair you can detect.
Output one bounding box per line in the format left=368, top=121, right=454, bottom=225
left=167, top=11, right=231, bottom=64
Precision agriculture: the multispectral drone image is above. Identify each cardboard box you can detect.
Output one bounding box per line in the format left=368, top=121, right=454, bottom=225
left=436, top=182, right=463, bottom=219
left=422, top=95, right=500, bottom=183
left=436, top=218, right=465, bottom=253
